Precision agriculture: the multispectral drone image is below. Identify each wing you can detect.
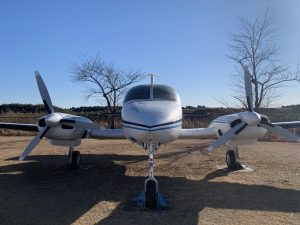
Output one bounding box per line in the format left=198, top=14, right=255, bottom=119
left=0, top=122, right=39, bottom=132
left=179, top=127, right=218, bottom=139
left=273, top=121, right=300, bottom=129
left=59, top=119, right=125, bottom=139
left=88, top=128, right=125, bottom=139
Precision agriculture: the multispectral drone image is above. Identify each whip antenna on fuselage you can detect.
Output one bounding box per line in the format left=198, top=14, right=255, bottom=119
left=145, top=74, right=160, bottom=100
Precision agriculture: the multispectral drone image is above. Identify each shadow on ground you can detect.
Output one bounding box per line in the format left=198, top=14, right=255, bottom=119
left=0, top=153, right=299, bottom=225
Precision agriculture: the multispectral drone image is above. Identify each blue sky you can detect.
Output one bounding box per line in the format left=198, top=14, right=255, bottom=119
left=0, top=0, right=300, bottom=108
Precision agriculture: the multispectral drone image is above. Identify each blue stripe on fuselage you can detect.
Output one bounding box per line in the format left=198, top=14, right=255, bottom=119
left=122, top=123, right=181, bottom=131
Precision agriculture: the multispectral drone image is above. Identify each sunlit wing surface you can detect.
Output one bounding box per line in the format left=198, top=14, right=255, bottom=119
left=89, top=128, right=125, bottom=139
left=179, top=127, right=217, bottom=139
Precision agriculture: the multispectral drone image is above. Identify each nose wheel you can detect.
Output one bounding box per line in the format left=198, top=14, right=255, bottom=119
left=68, top=147, right=81, bottom=169
left=145, top=177, right=158, bottom=209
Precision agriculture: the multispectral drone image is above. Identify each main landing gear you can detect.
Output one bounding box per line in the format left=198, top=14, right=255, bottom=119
left=226, top=146, right=243, bottom=170
left=136, top=143, right=168, bottom=210
left=68, top=147, right=81, bottom=169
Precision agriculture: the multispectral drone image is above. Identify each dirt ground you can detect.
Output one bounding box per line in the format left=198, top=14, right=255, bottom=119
left=0, top=136, right=299, bottom=225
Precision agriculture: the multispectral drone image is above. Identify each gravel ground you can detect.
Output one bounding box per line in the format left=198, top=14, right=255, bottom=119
left=0, top=136, right=299, bottom=225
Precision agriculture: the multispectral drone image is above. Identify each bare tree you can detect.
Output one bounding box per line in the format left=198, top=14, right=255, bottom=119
left=71, top=55, right=142, bottom=128
left=227, top=9, right=300, bottom=111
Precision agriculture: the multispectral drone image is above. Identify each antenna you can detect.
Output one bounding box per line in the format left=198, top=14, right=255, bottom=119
left=145, top=74, right=160, bottom=85
left=145, top=74, right=160, bottom=100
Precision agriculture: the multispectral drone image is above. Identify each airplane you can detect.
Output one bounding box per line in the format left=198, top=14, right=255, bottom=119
left=0, top=69, right=299, bottom=209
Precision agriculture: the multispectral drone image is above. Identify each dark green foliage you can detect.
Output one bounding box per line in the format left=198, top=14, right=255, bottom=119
left=0, top=103, right=66, bottom=114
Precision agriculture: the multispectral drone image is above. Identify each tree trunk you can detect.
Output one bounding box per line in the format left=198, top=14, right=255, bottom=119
left=109, top=114, right=115, bottom=129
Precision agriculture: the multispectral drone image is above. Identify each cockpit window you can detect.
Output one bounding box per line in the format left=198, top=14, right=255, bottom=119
left=124, top=84, right=179, bottom=102
left=153, top=85, right=178, bottom=101
left=124, top=85, right=150, bottom=102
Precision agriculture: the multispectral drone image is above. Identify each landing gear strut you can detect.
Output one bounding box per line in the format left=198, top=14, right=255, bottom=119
left=68, top=147, right=81, bottom=169
left=226, top=146, right=242, bottom=170
left=136, top=143, right=167, bottom=209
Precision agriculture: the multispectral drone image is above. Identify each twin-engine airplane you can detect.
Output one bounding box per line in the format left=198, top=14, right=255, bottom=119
left=0, top=69, right=300, bottom=209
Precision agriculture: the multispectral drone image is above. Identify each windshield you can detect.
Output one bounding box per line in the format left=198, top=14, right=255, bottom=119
left=124, top=84, right=179, bottom=102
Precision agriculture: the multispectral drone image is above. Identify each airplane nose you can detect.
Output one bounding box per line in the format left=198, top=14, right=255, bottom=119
left=122, top=101, right=182, bottom=144
left=124, top=102, right=170, bottom=126
left=137, top=112, right=168, bottom=127
left=122, top=101, right=182, bottom=128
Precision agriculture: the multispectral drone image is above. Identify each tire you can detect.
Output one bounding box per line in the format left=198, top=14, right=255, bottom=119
left=145, top=179, right=158, bottom=209
left=68, top=149, right=72, bottom=161
left=226, top=150, right=238, bottom=170
left=69, top=151, right=81, bottom=170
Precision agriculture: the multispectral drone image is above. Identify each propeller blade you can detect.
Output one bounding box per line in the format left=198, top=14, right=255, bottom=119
left=207, top=122, right=248, bottom=153
left=244, top=66, right=253, bottom=112
left=19, top=127, right=50, bottom=160
left=259, top=121, right=300, bottom=142
left=35, top=71, right=54, bottom=114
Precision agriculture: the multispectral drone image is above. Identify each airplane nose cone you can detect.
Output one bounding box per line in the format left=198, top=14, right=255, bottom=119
left=241, top=111, right=261, bottom=126
left=45, top=113, right=62, bottom=127
left=122, top=101, right=181, bottom=127
left=122, top=101, right=182, bottom=144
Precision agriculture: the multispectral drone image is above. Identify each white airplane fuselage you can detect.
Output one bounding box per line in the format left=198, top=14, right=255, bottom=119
left=122, top=100, right=182, bottom=144
left=121, top=84, right=183, bottom=145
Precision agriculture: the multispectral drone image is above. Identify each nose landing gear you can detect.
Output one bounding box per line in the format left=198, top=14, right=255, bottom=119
left=136, top=143, right=168, bottom=210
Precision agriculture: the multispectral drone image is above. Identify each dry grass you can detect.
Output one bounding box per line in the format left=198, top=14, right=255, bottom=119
left=0, top=137, right=299, bottom=225
left=182, top=118, right=210, bottom=129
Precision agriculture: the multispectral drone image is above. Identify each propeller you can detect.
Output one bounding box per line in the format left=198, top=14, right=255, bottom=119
left=244, top=66, right=253, bottom=112
left=19, top=71, right=55, bottom=160
left=20, top=71, right=101, bottom=160
left=35, top=71, right=54, bottom=114
left=207, top=122, right=248, bottom=153
left=259, top=120, right=300, bottom=142
left=207, top=66, right=300, bottom=153
left=19, top=127, right=49, bottom=160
